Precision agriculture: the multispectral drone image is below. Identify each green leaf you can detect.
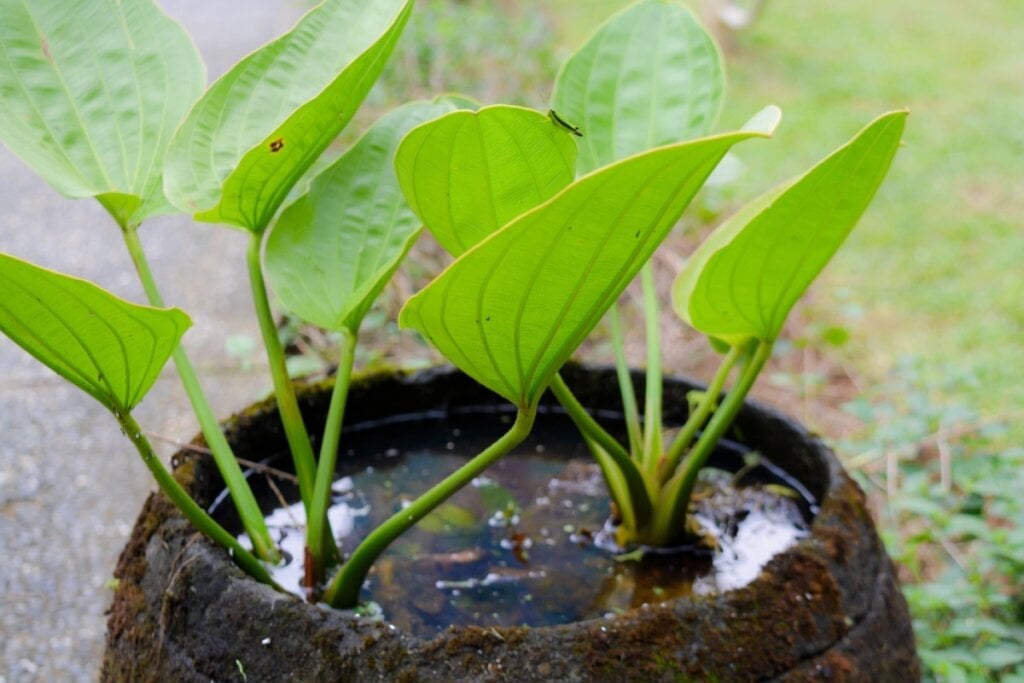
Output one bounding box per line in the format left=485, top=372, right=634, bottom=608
left=977, top=645, right=1024, bottom=669
left=0, top=253, right=190, bottom=412
left=416, top=502, right=478, bottom=534
left=673, top=110, right=908, bottom=345
left=551, top=0, right=724, bottom=175
left=394, top=105, right=578, bottom=256
left=265, top=98, right=461, bottom=332
left=163, top=0, right=413, bottom=232
left=0, top=0, right=204, bottom=229
left=475, top=480, right=518, bottom=513
left=399, top=124, right=774, bottom=408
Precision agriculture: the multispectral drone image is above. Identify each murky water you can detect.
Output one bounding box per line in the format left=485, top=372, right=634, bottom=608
left=225, top=409, right=811, bottom=638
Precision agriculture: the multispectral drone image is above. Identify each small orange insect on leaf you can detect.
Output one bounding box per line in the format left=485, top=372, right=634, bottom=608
left=269, top=138, right=285, bottom=153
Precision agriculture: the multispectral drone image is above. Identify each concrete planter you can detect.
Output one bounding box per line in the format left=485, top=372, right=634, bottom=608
left=103, top=365, right=918, bottom=681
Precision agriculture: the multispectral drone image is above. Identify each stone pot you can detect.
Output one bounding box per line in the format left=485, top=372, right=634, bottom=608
left=103, top=365, right=918, bottom=681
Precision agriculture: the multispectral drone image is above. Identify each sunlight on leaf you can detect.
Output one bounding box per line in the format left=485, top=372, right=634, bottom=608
left=551, top=0, right=724, bottom=175
left=265, top=98, right=463, bottom=332
left=400, top=127, right=772, bottom=407
left=394, top=105, right=578, bottom=256
left=164, top=0, right=412, bottom=232
left=0, top=0, right=204, bottom=228
left=0, top=253, right=190, bottom=412
left=673, top=110, right=908, bottom=345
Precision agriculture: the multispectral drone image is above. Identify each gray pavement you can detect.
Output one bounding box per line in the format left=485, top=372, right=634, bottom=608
left=0, top=3, right=307, bottom=680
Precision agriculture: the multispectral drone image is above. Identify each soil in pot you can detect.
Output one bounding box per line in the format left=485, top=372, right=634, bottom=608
left=216, top=409, right=814, bottom=638
left=104, top=365, right=919, bottom=681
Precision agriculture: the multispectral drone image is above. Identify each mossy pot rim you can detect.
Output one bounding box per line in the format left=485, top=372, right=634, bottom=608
left=103, top=363, right=919, bottom=681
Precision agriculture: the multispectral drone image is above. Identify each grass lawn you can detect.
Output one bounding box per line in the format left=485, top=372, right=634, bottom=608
left=720, top=1, right=1023, bottom=421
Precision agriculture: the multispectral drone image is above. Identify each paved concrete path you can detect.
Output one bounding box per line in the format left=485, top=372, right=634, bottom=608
left=0, top=3, right=306, bottom=680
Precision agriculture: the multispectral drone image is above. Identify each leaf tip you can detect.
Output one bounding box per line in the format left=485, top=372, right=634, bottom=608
left=169, top=306, right=194, bottom=331
left=396, top=299, right=416, bottom=331
left=741, top=105, right=782, bottom=137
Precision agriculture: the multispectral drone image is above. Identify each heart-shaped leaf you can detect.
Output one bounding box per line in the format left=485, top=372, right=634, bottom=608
left=394, top=105, right=578, bottom=256
left=164, top=0, right=413, bottom=233
left=672, top=111, right=908, bottom=345
left=0, top=253, right=191, bottom=412
left=400, top=122, right=775, bottom=408
left=265, top=98, right=462, bottom=332
left=551, top=0, right=724, bottom=175
left=0, top=0, right=205, bottom=229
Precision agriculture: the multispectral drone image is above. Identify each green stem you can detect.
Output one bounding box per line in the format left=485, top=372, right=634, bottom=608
left=549, top=373, right=653, bottom=526
left=116, top=409, right=280, bottom=589
left=583, top=434, right=638, bottom=536
left=608, top=304, right=643, bottom=456
left=122, top=228, right=279, bottom=563
left=245, top=232, right=318, bottom=507
left=306, top=328, right=356, bottom=583
left=640, top=264, right=663, bottom=472
left=324, top=406, right=538, bottom=608
left=651, top=338, right=773, bottom=544
left=661, top=344, right=744, bottom=483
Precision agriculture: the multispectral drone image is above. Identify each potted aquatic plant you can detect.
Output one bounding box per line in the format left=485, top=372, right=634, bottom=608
left=0, top=0, right=917, bottom=678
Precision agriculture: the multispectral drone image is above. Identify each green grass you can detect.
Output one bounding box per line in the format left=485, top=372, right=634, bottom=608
left=718, top=1, right=1022, bottom=420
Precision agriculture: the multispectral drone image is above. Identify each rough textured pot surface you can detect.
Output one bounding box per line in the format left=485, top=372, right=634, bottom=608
left=103, top=365, right=918, bottom=681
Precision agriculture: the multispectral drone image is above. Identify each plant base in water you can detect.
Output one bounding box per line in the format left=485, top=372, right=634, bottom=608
left=225, top=424, right=811, bottom=637
left=104, top=366, right=918, bottom=681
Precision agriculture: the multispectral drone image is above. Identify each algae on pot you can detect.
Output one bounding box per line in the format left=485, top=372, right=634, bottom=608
left=0, top=0, right=906, bottom=619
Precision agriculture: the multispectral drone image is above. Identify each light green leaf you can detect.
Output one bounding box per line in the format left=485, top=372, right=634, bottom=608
left=394, top=105, right=578, bottom=256
left=0, top=253, right=191, bottom=412
left=0, top=0, right=204, bottom=229
left=399, top=126, right=772, bottom=408
left=672, top=111, right=908, bottom=345
left=551, top=0, right=724, bottom=175
left=163, top=0, right=413, bottom=232
left=265, top=98, right=461, bottom=332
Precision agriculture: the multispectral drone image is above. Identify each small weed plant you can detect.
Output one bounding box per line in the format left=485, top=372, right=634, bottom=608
left=841, top=358, right=1024, bottom=682
left=0, top=0, right=903, bottom=611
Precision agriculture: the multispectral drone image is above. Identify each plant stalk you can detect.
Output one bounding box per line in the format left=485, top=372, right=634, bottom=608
left=661, top=343, right=744, bottom=482
left=324, top=405, right=538, bottom=608
left=245, top=232, right=318, bottom=506
left=640, top=263, right=663, bottom=471
left=306, top=328, right=357, bottom=583
left=245, top=231, right=339, bottom=563
left=608, top=304, right=643, bottom=456
left=583, top=435, right=639, bottom=535
left=651, top=338, right=773, bottom=544
left=122, top=228, right=279, bottom=563
left=549, top=373, right=653, bottom=525
left=115, top=409, right=280, bottom=589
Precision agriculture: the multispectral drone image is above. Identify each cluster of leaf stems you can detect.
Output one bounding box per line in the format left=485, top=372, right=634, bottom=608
left=550, top=284, right=775, bottom=548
